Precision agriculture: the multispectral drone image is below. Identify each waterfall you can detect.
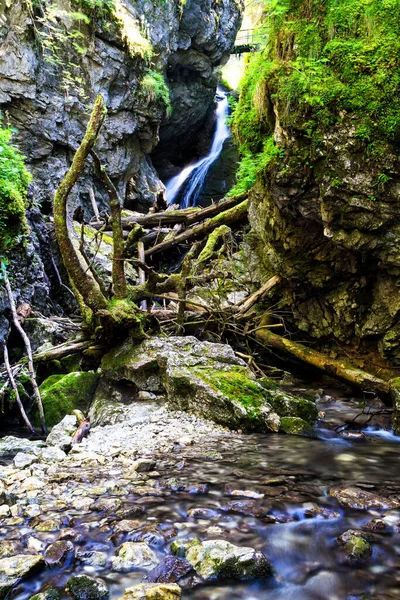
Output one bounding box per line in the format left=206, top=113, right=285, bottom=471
left=165, top=88, right=231, bottom=208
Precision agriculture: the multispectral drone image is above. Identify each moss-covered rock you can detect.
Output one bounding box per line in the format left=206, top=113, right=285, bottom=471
left=279, top=417, right=314, bottom=435
left=36, top=372, right=100, bottom=428
left=101, top=336, right=318, bottom=434
left=337, top=530, right=373, bottom=562
left=171, top=538, right=273, bottom=581
left=29, top=589, right=60, bottom=600
left=390, top=378, right=400, bottom=434
left=65, top=574, right=109, bottom=600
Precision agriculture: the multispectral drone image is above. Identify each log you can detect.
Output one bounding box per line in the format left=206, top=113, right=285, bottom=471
left=90, top=193, right=247, bottom=231
left=254, top=328, right=391, bottom=397
left=138, top=241, right=147, bottom=311
left=236, top=275, right=281, bottom=316
left=145, top=199, right=249, bottom=258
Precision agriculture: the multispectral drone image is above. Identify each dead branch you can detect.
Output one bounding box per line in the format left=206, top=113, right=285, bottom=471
left=235, top=276, right=281, bottom=316
left=1, top=264, right=46, bottom=433
left=2, top=343, right=35, bottom=433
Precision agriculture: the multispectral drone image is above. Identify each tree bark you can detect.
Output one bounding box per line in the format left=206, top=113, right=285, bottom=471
left=53, top=95, right=108, bottom=314
left=145, top=199, right=249, bottom=258
left=1, top=264, right=46, bottom=433
left=92, top=151, right=127, bottom=299
left=255, top=328, right=391, bottom=397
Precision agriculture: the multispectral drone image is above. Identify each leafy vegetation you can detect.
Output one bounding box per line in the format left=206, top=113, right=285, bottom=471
left=141, top=70, right=172, bottom=115
left=0, top=124, right=31, bottom=256
left=231, top=0, right=400, bottom=192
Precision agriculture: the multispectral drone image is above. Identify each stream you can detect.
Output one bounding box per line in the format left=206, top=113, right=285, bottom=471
left=1, top=391, right=400, bottom=600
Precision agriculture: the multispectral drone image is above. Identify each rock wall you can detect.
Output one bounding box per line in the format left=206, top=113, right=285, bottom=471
left=0, top=0, right=242, bottom=323
left=247, top=118, right=400, bottom=368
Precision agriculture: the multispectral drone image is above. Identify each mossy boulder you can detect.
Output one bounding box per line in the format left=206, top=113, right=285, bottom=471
left=171, top=538, right=273, bottom=581
left=390, top=378, right=400, bottom=434
left=65, top=574, right=109, bottom=600
left=36, top=372, right=100, bottom=428
left=279, top=417, right=314, bottom=435
left=337, top=530, right=372, bottom=562
left=101, top=336, right=318, bottom=434
left=29, top=590, right=60, bottom=600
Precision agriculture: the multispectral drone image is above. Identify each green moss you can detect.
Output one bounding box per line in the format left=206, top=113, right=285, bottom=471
left=35, top=371, right=100, bottom=427
left=279, top=416, right=313, bottom=435
left=345, top=536, right=372, bottom=562
left=193, top=367, right=267, bottom=412
left=141, top=70, right=171, bottom=116
left=60, top=354, right=82, bottom=373
left=0, top=123, right=31, bottom=255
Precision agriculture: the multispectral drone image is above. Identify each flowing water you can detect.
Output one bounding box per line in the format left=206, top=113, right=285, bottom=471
left=2, top=393, right=400, bottom=600
left=165, top=89, right=231, bottom=208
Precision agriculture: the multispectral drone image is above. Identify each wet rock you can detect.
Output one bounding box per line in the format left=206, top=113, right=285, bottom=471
left=224, top=487, right=264, bottom=500
left=187, top=507, right=219, bottom=519
left=172, top=538, right=273, bottom=581
left=66, top=575, right=109, bottom=600
left=0, top=506, right=10, bottom=518
left=0, top=436, right=44, bottom=457
left=76, top=550, right=108, bottom=567
left=132, top=459, right=156, bottom=473
left=44, top=540, right=75, bottom=567
left=111, top=542, right=159, bottom=572
left=116, top=583, right=181, bottom=600
left=29, top=590, right=61, bottom=600
left=328, top=486, right=399, bottom=510
left=0, top=542, right=20, bottom=559
left=46, top=415, right=78, bottom=451
left=144, top=556, right=193, bottom=584
left=337, top=530, right=373, bottom=562
left=279, top=417, right=314, bottom=435
left=0, top=555, right=44, bottom=599
left=365, top=518, right=387, bottom=532
left=304, top=505, right=341, bottom=519
left=222, top=500, right=269, bottom=518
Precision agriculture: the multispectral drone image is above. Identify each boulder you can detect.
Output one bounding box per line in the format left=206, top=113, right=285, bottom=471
left=111, top=542, right=159, bottom=572
left=115, top=584, right=181, bottom=600
left=101, top=337, right=318, bottom=433
left=171, top=538, right=273, bottom=581
left=328, top=486, right=399, bottom=510
left=37, top=371, right=100, bottom=428
left=44, top=540, right=75, bottom=567
left=29, top=591, right=60, bottom=600
left=65, top=575, right=109, bottom=600
left=0, top=555, right=44, bottom=599
left=13, top=452, right=38, bottom=469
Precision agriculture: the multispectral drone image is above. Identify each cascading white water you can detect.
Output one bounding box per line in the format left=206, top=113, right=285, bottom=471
left=165, top=87, right=231, bottom=208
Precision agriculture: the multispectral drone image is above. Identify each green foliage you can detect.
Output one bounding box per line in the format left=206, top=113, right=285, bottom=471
left=0, top=124, right=31, bottom=255
left=231, top=0, right=400, bottom=191
left=229, top=136, right=284, bottom=195
left=141, top=70, right=171, bottom=115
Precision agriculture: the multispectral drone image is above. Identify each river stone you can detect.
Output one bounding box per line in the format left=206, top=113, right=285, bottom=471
left=29, top=590, right=61, bottom=600
left=171, top=538, right=273, bottom=581
left=0, top=436, right=44, bottom=457
left=116, top=584, right=181, bottom=600
left=46, top=415, right=78, bottom=450
left=328, top=486, right=400, bottom=510
left=111, top=542, right=159, bottom=572
left=66, top=575, right=109, bottom=600
left=13, top=452, right=38, bottom=469
left=44, top=540, right=74, bottom=567
left=101, top=336, right=287, bottom=433
left=337, top=530, right=373, bottom=562
left=144, top=556, right=193, bottom=583
left=0, top=555, right=45, bottom=599
left=39, top=446, right=67, bottom=462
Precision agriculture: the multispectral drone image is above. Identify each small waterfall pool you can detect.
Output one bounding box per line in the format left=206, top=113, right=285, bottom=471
left=166, top=88, right=231, bottom=208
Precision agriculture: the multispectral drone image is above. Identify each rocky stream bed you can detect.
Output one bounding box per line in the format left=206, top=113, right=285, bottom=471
left=1, top=389, right=400, bottom=600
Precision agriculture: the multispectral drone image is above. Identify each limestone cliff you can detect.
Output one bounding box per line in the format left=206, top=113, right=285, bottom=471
left=0, top=0, right=242, bottom=332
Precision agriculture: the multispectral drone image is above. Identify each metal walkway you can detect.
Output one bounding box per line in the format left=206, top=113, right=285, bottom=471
left=233, top=28, right=263, bottom=54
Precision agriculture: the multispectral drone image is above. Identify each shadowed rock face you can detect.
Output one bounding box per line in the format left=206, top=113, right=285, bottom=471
left=247, top=117, right=400, bottom=366
left=0, top=0, right=242, bottom=321
left=0, top=0, right=242, bottom=214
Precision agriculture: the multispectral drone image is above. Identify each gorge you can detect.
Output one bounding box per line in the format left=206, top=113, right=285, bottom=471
left=1, top=1, right=400, bottom=599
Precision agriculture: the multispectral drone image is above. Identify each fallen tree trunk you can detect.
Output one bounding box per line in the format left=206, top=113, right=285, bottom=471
left=145, top=199, right=249, bottom=258
left=235, top=275, right=281, bottom=316
left=255, top=328, right=391, bottom=397
left=91, top=193, right=247, bottom=231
